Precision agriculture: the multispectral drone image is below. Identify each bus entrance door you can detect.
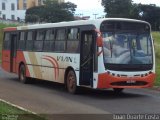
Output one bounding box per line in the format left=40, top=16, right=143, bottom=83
left=10, top=34, right=17, bottom=73
left=80, top=31, right=94, bottom=86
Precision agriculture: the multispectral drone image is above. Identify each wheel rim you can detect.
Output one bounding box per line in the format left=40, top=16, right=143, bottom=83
left=67, top=71, right=76, bottom=93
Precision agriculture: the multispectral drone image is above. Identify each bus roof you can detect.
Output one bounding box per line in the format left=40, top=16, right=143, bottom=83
left=5, top=18, right=150, bottom=31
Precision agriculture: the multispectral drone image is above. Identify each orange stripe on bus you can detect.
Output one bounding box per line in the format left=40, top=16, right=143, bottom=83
left=3, top=27, right=17, bottom=32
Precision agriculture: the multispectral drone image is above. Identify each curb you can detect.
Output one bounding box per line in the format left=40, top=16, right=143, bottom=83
left=0, top=99, right=37, bottom=115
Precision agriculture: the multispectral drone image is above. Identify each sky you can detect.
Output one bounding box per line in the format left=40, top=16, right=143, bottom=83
left=66, top=0, right=160, bottom=19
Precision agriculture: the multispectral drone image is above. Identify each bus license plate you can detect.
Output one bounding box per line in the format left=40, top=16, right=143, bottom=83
left=126, top=80, right=136, bottom=84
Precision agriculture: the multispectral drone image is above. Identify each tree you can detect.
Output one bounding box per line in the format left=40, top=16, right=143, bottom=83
left=101, top=0, right=160, bottom=30
left=102, top=0, right=133, bottom=18
left=137, top=4, right=160, bottom=30
left=25, top=14, right=40, bottom=23
left=25, top=0, right=77, bottom=23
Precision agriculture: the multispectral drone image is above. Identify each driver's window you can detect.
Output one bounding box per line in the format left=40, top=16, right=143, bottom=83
left=102, top=33, right=114, bottom=58
left=139, top=35, right=151, bottom=55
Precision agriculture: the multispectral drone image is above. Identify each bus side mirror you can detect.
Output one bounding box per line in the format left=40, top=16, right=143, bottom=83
left=95, top=30, right=103, bottom=47
left=97, top=36, right=103, bottom=47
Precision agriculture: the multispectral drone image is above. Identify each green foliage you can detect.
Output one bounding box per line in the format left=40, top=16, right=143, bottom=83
left=102, top=0, right=133, bottom=18
left=138, top=4, right=160, bottom=31
left=25, top=1, right=77, bottom=23
left=152, top=32, right=160, bottom=86
left=101, top=0, right=160, bottom=31
left=0, top=23, right=17, bottom=29
left=25, top=14, right=40, bottom=23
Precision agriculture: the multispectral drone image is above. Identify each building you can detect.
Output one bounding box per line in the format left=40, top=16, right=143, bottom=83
left=0, top=0, right=65, bottom=21
left=0, top=0, right=18, bottom=20
left=18, top=0, right=65, bottom=10
left=18, top=0, right=44, bottom=10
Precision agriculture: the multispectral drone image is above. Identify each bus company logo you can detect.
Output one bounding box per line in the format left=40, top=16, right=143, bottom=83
left=57, top=56, right=76, bottom=63
left=42, top=56, right=59, bottom=80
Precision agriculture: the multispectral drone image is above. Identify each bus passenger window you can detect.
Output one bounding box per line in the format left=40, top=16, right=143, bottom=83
left=26, top=31, right=34, bottom=51
left=20, top=32, right=25, bottom=41
left=36, top=30, right=45, bottom=40
left=45, top=29, right=54, bottom=40
left=34, top=30, right=45, bottom=51
left=67, top=28, right=79, bottom=53
left=4, top=33, right=10, bottom=41
left=55, top=28, right=66, bottom=52
left=3, top=33, right=10, bottom=50
left=68, top=28, right=79, bottom=40
left=27, top=31, right=33, bottom=40
left=44, top=29, right=55, bottom=51
left=18, top=32, right=26, bottom=50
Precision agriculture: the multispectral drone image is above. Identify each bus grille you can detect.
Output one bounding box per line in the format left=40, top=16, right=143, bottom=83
left=111, top=81, right=148, bottom=86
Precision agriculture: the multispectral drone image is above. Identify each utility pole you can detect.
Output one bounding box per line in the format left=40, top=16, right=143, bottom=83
left=93, top=14, right=98, bottom=19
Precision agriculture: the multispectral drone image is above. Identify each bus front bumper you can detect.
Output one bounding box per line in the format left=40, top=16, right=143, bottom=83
left=97, top=72, right=156, bottom=89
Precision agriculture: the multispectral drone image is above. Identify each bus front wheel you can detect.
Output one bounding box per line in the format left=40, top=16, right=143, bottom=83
left=66, top=70, right=78, bottom=94
left=19, top=64, right=28, bottom=84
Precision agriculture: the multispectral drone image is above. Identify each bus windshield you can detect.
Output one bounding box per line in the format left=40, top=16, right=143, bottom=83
left=100, top=21, right=153, bottom=71
left=103, top=32, right=153, bottom=71
left=102, top=32, right=153, bottom=65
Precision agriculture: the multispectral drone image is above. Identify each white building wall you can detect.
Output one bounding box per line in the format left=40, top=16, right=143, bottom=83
left=0, top=0, right=25, bottom=20
left=17, top=10, right=26, bottom=20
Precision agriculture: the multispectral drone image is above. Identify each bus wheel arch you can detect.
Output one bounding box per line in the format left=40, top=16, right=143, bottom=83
left=18, top=62, right=28, bottom=84
left=64, top=67, right=78, bottom=94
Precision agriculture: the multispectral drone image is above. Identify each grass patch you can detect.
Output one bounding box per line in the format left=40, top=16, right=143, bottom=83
left=153, top=31, right=160, bottom=86
left=0, top=24, right=17, bottom=30
left=0, top=101, right=46, bottom=120
left=0, top=101, right=26, bottom=114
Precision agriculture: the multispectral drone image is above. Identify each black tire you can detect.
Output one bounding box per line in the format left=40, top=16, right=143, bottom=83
left=113, top=88, right=124, bottom=94
left=19, top=64, right=28, bottom=84
left=66, top=70, right=78, bottom=94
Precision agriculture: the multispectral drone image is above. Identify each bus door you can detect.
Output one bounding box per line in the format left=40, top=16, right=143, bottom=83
left=80, top=30, right=95, bottom=86
left=10, top=33, right=17, bottom=73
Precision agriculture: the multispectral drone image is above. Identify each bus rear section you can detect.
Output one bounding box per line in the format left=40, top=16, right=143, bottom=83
left=96, top=20, right=155, bottom=91
left=2, top=27, right=18, bottom=73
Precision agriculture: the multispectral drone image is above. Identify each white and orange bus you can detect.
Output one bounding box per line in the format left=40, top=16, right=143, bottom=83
left=2, top=18, right=155, bottom=94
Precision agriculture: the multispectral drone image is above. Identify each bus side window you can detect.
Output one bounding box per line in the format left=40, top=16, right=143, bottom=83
left=3, top=32, right=11, bottom=50
left=67, top=28, right=79, bottom=53
left=34, top=30, right=45, bottom=51
left=26, top=31, right=34, bottom=51
left=55, top=28, right=66, bottom=52
left=43, top=29, right=55, bottom=52
left=18, top=31, right=26, bottom=50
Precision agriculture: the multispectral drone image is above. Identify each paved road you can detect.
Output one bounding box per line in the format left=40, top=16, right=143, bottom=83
left=0, top=67, right=160, bottom=115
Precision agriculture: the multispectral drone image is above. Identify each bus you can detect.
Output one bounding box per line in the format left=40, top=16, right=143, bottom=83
left=2, top=18, right=155, bottom=94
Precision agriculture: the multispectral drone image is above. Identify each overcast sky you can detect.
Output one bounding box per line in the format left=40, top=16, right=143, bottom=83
left=66, top=0, right=160, bottom=19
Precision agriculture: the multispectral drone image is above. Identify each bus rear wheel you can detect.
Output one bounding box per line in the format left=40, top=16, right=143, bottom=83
left=113, top=88, right=124, bottom=94
left=19, top=64, right=28, bottom=84
left=66, top=70, right=78, bottom=94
